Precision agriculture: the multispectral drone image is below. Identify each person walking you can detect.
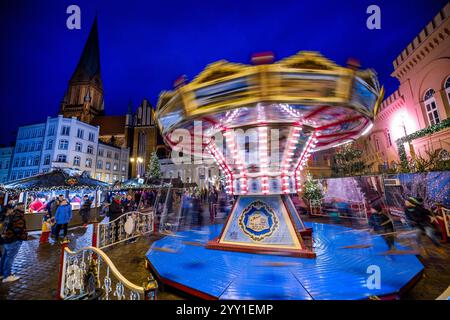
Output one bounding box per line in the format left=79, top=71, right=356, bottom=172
left=208, top=189, right=218, bottom=224
left=54, top=199, right=72, bottom=244
left=368, top=203, right=396, bottom=251
left=79, top=195, right=92, bottom=228
left=0, top=202, right=28, bottom=283
left=404, top=196, right=446, bottom=257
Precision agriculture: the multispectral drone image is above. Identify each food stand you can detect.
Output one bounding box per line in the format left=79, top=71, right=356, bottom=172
left=2, top=169, right=111, bottom=231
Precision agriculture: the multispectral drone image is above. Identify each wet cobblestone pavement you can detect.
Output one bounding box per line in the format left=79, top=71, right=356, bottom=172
left=0, top=213, right=449, bottom=300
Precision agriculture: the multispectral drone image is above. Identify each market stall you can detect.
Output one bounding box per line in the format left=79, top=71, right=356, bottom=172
left=3, top=169, right=111, bottom=231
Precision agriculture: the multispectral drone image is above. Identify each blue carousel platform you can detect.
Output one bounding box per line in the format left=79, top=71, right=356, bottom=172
left=145, top=222, right=424, bottom=300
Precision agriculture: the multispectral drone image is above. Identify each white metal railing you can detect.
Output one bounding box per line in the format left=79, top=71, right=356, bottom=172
left=96, top=211, right=154, bottom=249
left=59, top=246, right=157, bottom=300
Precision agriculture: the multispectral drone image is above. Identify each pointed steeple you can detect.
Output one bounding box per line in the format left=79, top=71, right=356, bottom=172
left=70, top=16, right=101, bottom=86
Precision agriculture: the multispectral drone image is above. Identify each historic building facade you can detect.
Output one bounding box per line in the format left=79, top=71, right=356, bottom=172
left=357, top=3, right=450, bottom=172
left=0, top=147, right=13, bottom=183
left=8, top=115, right=129, bottom=183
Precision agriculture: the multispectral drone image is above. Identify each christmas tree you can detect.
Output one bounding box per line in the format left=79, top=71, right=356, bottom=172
left=302, top=172, right=323, bottom=201
left=147, top=151, right=161, bottom=179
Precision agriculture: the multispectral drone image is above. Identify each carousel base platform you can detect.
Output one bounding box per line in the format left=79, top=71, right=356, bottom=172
left=145, top=222, right=424, bottom=300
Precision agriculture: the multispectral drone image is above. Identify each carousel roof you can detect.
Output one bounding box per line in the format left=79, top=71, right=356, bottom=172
left=3, top=168, right=111, bottom=192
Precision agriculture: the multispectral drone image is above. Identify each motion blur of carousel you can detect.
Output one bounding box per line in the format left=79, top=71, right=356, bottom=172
left=145, top=51, right=424, bottom=300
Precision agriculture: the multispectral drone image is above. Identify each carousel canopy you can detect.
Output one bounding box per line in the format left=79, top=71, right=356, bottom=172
left=3, top=168, right=111, bottom=193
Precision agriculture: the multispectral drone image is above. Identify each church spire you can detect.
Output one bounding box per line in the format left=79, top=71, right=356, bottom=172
left=61, top=16, right=104, bottom=122
left=70, top=16, right=101, bottom=85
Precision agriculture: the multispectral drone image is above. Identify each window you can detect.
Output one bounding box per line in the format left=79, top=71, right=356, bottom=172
left=20, top=157, right=26, bottom=167
left=13, top=158, right=19, bottom=167
left=16, top=143, right=22, bottom=153
left=98, top=148, right=104, bottom=157
left=375, top=138, right=380, bottom=152
left=73, top=156, right=81, bottom=166
left=113, top=163, right=118, bottom=171
left=105, top=173, right=110, bottom=182
left=33, top=155, right=40, bottom=166
left=46, top=139, right=54, bottom=150
left=61, top=126, right=70, bottom=136
left=59, top=139, right=69, bottom=150
left=105, top=162, right=111, bottom=170
left=121, top=165, right=126, bottom=172
left=114, top=153, right=119, bottom=160
left=43, top=154, right=50, bottom=166
left=88, top=132, right=95, bottom=142
left=25, top=171, right=30, bottom=178
left=106, top=151, right=112, bottom=158
left=445, top=76, right=450, bottom=104
left=11, top=172, right=17, bottom=180
left=85, top=158, right=92, bottom=168
left=18, top=172, right=24, bottom=179
left=423, top=89, right=440, bottom=125
left=36, top=142, right=42, bottom=151
left=113, top=175, right=118, bottom=182
left=87, top=145, right=94, bottom=154
left=56, top=154, right=67, bottom=163
left=75, top=142, right=82, bottom=152
left=121, top=176, right=125, bottom=182
left=48, top=126, right=55, bottom=136
left=77, top=129, right=84, bottom=139
left=97, top=160, right=103, bottom=169
left=23, top=143, right=29, bottom=152
left=386, top=130, right=392, bottom=147
left=29, top=142, right=35, bottom=152
left=96, top=173, right=102, bottom=180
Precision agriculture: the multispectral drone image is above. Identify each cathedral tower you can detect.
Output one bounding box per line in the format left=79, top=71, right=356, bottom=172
left=60, top=17, right=104, bottom=123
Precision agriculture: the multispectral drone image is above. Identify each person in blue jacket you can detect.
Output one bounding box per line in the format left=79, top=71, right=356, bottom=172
left=54, top=198, right=72, bottom=244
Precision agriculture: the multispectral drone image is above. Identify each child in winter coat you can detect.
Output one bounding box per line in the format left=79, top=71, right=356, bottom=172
left=39, top=213, right=54, bottom=244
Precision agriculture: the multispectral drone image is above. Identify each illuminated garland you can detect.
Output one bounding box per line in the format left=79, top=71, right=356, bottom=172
left=3, top=185, right=110, bottom=195
left=395, top=118, right=450, bottom=170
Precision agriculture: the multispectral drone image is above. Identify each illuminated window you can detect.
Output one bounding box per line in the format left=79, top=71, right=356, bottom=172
left=445, top=76, right=450, bottom=104
left=85, top=158, right=93, bottom=168
left=73, top=156, right=81, bottom=166
left=423, top=89, right=440, bottom=125
left=97, top=160, right=103, bottom=169
left=75, top=142, right=82, bottom=152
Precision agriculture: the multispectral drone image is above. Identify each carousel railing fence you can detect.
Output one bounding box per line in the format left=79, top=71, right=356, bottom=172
left=58, top=245, right=157, bottom=300
left=94, top=210, right=154, bottom=249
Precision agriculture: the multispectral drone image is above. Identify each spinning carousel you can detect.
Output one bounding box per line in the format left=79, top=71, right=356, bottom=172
left=146, top=52, right=423, bottom=299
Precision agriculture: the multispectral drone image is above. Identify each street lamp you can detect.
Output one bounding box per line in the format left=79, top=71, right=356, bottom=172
left=137, top=157, right=143, bottom=163
left=130, top=157, right=135, bottom=163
